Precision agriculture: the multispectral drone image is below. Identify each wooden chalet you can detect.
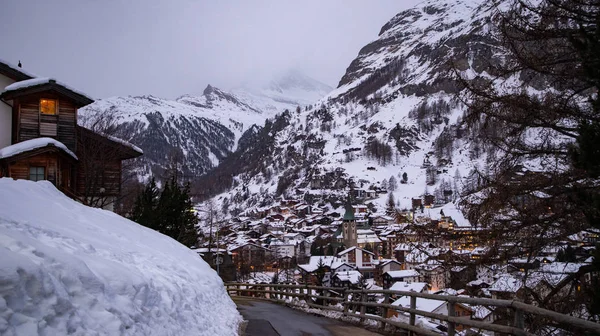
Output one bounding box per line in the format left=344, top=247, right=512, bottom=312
left=0, top=60, right=142, bottom=211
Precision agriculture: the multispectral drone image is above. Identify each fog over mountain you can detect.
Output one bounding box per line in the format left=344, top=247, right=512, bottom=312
left=1, top=0, right=420, bottom=99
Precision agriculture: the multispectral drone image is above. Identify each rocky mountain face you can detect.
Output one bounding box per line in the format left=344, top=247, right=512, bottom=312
left=197, top=0, right=503, bottom=216
left=79, top=72, right=332, bottom=181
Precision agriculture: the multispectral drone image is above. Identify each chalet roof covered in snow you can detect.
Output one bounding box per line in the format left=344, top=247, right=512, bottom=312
left=1, top=77, right=94, bottom=106
left=392, top=296, right=445, bottom=313
left=338, top=246, right=375, bottom=256
left=334, top=270, right=362, bottom=284
left=426, top=202, right=472, bottom=228
left=0, top=59, right=35, bottom=81
left=0, top=138, right=77, bottom=161
left=385, top=269, right=420, bottom=278
left=389, top=281, right=428, bottom=293
left=298, top=256, right=344, bottom=273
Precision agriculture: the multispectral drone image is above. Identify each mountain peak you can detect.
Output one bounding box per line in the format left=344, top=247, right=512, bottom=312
left=203, top=84, right=215, bottom=95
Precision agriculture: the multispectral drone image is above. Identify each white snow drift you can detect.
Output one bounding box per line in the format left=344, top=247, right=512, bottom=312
left=0, top=178, right=242, bottom=335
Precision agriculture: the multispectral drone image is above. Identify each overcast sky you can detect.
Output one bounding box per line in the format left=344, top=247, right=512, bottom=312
left=1, top=1, right=421, bottom=99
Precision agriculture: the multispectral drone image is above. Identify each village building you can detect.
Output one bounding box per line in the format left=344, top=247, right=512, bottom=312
left=337, top=246, right=376, bottom=278
left=388, top=281, right=428, bottom=294
left=390, top=295, right=473, bottom=329
left=374, top=259, right=403, bottom=286
left=193, top=248, right=236, bottom=282
left=331, top=270, right=362, bottom=288
left=415, top=261, right=446, bottom=292
left=229, top=242, right=271, bottom=272
left=383, top=270, right=421, bottom=288
left=297, top=256, right=355, bottom=285
left=0, top=60, right=142, bottom=211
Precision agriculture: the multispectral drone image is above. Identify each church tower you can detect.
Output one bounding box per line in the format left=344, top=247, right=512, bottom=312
left=342, top=202, right=357, bottom=248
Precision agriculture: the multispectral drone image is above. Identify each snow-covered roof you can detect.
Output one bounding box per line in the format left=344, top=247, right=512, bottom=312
left=2, top=77, right=94, bottom=104
left=385, top=269, right=420, bottom=278
left=102, top=133, right=143, bottom=154
left=298, top=256, right=344, bottom=273
left=0, top=59, right=36, bottom=80
left=489, top=274, right=522, bottom=293
left=334, top=270, right=362, bottom=284
left=392, top=296, right=445, bottom=313
left=0, top=138, right=77, bottom=160
left=337, top=246, right=375, bottom=256
left=389, top=281, right=428, bottom=293
left=357, top=230, right=382, bottom=244
left=4, top=77, right=51, bottom=91
left=429, top=202, right=472, bottom=228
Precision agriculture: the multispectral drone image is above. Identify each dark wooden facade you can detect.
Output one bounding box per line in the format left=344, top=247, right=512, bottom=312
left=0, top=79, right=142, bottom=209
left=1, top=146, right=76, bottom=192
left=76, top=127, right=141, bottom=198
left=8, top=89, right=82, bottom=152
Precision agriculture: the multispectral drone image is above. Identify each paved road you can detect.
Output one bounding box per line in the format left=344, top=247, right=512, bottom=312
left=234, top=297, right=382, bottom=336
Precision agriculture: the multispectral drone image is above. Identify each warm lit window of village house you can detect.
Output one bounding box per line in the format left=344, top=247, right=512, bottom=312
left=29, top=167, right=45, bottom=181
left=40, top=99, right=57, bottom=115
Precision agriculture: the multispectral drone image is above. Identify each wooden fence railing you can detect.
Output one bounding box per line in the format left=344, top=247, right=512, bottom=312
left=225, top=283, right=600, bottom=336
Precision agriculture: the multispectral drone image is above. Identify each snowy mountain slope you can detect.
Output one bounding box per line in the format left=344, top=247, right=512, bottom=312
left=198, top=0, right=500, bottom=216
left=80, top=71, right=332, bottom=181
left=80, top=92, right=238, bottom=179
left=0, top=178, right=242, bottom=335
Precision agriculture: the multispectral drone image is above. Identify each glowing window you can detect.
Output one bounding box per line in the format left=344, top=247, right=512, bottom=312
left=40, top=99, right=57, bottom=115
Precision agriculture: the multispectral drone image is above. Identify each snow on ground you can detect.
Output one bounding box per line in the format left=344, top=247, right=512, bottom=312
left=0, top=179, right=242, bottom=335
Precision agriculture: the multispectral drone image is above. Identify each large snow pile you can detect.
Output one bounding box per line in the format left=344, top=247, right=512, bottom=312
left=0, top=179, right=242, bottom=335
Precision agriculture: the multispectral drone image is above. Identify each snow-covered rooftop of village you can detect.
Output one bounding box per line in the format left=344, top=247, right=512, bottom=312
left=298, top=256, right=344, bottom=273
left=391, top=296, right=445, bottom=312
left=334, top=270, right=362, bottom=284
left=389, top=281, right=428, bottom=293
left=0, top=138, right=77, bottom=160
left=385, top=269, right=421, bottom=278
left=0, top=179, right=242, bottom=335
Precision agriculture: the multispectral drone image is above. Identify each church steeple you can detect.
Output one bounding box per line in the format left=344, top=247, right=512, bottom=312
left=342, top=199, right=357, bottom=247
left=343, top=201, right=355, bottom=221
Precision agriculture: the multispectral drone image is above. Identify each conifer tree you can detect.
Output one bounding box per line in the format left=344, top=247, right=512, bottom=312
left=129, top=177, right=159, bottom=230
left=129, top=177, right=198, bottom=247
left=386, top=192, right=396, bottom=216
left=388, top=175, right=398, bottom=191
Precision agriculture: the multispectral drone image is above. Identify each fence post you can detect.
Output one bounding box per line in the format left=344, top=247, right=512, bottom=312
left=514, top=307, right=524, bottom=330
left=304, top=284, right=309, bottom=305
left=360, top=289, right=367, bottom=324
left=447, top=301, right=456, bottom=336
left=409, top=295, right=416, bottom=336
left=379, top=292, right=390, bottom=331
left=342, top=290, right=349, bottom=316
